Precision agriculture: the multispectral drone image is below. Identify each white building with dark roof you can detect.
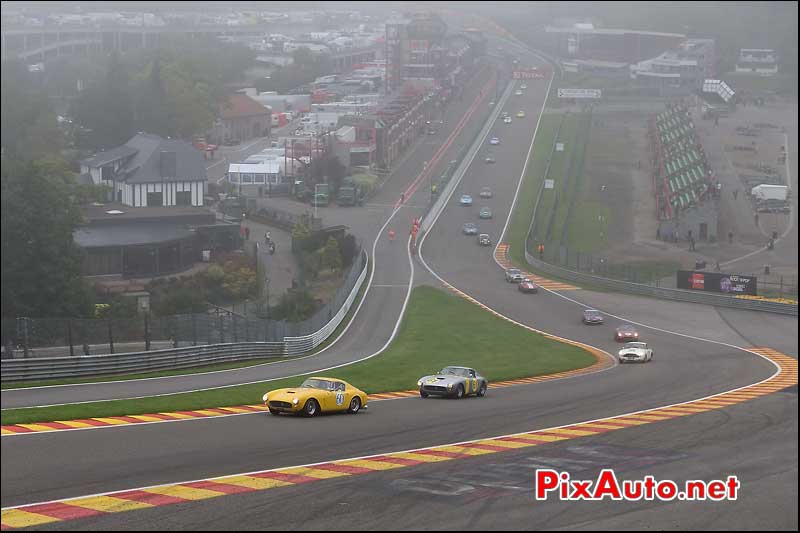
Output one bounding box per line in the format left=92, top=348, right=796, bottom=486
left=735, top=49, right=778, bottom=76
left=80, top=133, right=208, bottom=208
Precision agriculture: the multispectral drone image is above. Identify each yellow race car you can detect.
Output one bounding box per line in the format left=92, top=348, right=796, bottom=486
left=262, top=377, right=368, bottom=417
left=516, top=110, right=526, bottom=118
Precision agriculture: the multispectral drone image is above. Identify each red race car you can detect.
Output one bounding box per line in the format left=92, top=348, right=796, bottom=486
left=615, top=324, right=640, bottom=342
left=518, top=278, right=538, bottom=293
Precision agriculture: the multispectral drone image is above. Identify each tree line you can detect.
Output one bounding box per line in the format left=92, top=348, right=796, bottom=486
left=1, top=39, right=256, bottom=320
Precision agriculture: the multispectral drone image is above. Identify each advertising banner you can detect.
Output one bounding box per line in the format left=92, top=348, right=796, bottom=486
left=557, top=88, right=602, bottom=99
left=513, top=70, right=546, bottom=79
left=676, top=271, right=757, bottom=296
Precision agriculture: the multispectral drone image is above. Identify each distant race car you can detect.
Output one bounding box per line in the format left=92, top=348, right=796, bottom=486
left=515, top=90, right=523, bottom=96
left=480, top=187, right=493, bottom=198
left=520, top=84, right=528, bottom=90
left=463, top=222, right=478, bottom=235
left=489, top=137, right=500, bottom=145
left=615, top=324, right=640, bottom=342
left=505, top=268, right=525, bottom=283
left=263, top=377, right=368, bottom=417
left=518, top=278, right=538, bottom=293
left=485, top=155, right=496, bottom=164
left=582, top=309, right=604, bottom=324
left=501, top=111, right=509, bottom=118
left=504, top=116, right=513, bottom=124
left=459, top=194, right=473, bottom=206
left=479, top=207, right=493, bottom=219
left=417, top=366, right=488, bottom=398
left=478, top=233, right=491, bottom=246
left=618, top=342, right=653, bottom=363
left=516, top=110, right=526, bottom=118
left=427, top=128, right=437, bottom=135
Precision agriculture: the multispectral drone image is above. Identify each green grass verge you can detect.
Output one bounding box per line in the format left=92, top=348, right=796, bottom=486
left=1, top=286, right=596, bottom=425
left=0, top=358, right=297, bottom=390
left=565, top=200, right=610, bottom=253
left=505, top=113, right=562, bottom=266
left=2, top=256, right=372, bottom=391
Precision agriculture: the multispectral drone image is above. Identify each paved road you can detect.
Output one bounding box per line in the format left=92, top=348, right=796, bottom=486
left=1, top=35, right=796, bottom=531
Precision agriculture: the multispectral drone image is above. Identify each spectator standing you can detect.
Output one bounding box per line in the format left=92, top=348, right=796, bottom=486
left=728, top=230, right=734, bottom=244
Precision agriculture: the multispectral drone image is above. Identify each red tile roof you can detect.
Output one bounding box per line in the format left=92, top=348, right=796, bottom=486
left=221, top=93, right=271, bottom=120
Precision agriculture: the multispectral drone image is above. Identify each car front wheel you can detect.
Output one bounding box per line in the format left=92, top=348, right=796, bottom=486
left=348, top=396, right=361, bottom=414
left=303, top=399, right=319, bottom=417
left=269, top=408, right=280, bottom=415
left=477, top=382, right=487, bottom=397
left=454, top=384, right=465, bottom=399
left=420, top=390, right=429, bottom=398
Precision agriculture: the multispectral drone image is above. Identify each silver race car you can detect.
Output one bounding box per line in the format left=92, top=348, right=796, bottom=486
left=618, top=342, right=653, bottom=363
left=417, top=366, right=488, bottom=398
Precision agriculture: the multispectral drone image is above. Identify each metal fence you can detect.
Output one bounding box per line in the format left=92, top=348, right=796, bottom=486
left=1, top=249, right=367, bottom=360
left=1, top=343, right=286, bottom=382
left=524, top=248, right=797, bottom=315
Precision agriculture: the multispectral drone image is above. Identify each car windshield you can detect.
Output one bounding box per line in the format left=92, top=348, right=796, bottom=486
left=300, top=378, right=331, bottom=390
left=619, top=325, right=635, bottom=331
left=624, top=342, right=647, bottom=349
left=508, top=269, right=520, bottom=275
left=440, top=367, right=470, bottom=377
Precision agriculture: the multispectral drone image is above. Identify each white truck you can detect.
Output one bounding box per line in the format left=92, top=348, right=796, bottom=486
left=751, top=184, right=788, bottom=202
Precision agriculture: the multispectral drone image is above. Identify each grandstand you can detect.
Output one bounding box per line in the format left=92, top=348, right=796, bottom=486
left=648, top=102, right=719, bottom=241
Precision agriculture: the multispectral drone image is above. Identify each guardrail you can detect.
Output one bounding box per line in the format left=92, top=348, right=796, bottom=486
left=524, top=248, right=798, bottom=315
left=1, top=250, right=369, bottom=382
left=285, top=249, right=370, bottom=356
left=0, top=342, right=285, bottom=382
left=421, top=76, right=514, bottom=233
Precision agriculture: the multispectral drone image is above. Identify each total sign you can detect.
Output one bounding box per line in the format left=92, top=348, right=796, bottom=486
left=558, top=88, right=602, bottom=99
left=513, top=69, right=546, bottom=79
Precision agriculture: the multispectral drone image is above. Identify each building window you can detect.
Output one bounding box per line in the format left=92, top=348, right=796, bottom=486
left=147, top=191, right=163, bottom=207
left=176, top=191, right=192, bottom=206
left=242, top=173, right=254, bottom=184
left=101, top=166, right=114, bottom=181
left=229, top=172, right=239, bottom=183
left=254, top=173, right=266, bottom=184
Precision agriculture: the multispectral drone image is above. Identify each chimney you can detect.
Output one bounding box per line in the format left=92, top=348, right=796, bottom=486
left=159, top=151, right=177, bottom=178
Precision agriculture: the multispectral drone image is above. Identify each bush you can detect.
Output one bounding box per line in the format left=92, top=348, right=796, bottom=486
left=272, top=289, right=319, bottom=322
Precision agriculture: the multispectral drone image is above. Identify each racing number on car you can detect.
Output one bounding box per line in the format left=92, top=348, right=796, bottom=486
left=471, top=379, right=477, bottom=394
left=335, top=391, right=345, bottom=406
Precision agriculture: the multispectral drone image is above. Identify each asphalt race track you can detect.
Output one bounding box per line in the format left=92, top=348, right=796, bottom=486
left=1, top=36, right=797, bottom=531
